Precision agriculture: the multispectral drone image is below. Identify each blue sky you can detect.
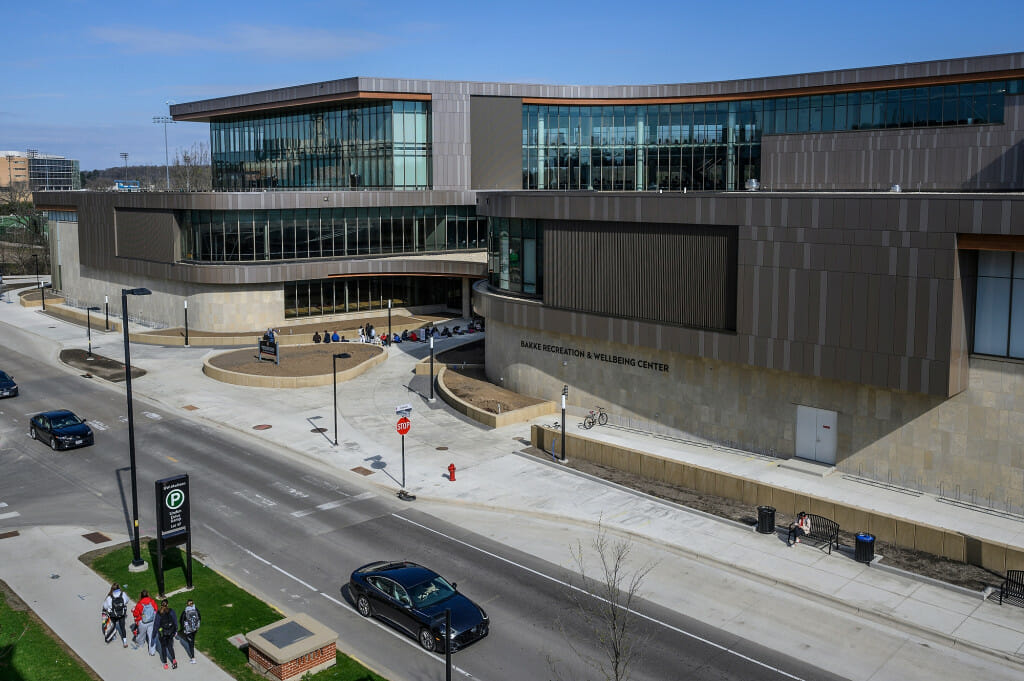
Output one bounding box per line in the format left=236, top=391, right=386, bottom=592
left=2, top=0, right=1021, bottom=171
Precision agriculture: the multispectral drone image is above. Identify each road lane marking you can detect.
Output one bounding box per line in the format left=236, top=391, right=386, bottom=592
left=319, top=593, right=344, bottom=606
left=0, top=511, right=20, bottom=520
left=89, top=421, right=109, bottom=431
left=291, top=492, right=373, bottom=518
left=233, top=490, right=277, bottom=507
left=144, top=412, right=162, bottom=420
left=393, top=514, right=810, bottom=681
left=201, top=523, right=318, bottom=591
left=270, top=481, right=310, bottom=498
left=0, top=503, right=7, bottom=508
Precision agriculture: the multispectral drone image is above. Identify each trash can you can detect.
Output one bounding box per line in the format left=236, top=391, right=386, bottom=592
left=756, top=506, right=776, bottom=534
left=855, top=532, right=875, bottom=563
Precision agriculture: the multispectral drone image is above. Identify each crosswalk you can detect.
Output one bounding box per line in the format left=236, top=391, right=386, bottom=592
left=0, top=501, right=19, bottom=521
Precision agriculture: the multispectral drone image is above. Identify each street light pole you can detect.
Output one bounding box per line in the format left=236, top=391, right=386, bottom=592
left=152, top=116, right=174, bottom=190
left=183, top=299, right=189, bottom=347
left=333, top=353, right=344, bottom=446
left=104, top=295, right=109, bottom=331
left=122, top=287, right=152, bottom=570
left=86, top=306, right=100, bottom=358
left=387, top=299, right=392, bottom=347
left=429, top=335, right=435, bottom=401
left=120, top=152, right=128, bottom=183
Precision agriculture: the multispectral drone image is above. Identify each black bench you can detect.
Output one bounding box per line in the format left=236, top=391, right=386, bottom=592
left=1000, top=569, right=1024, bottom=605
left=797, top=513, right=840, bottom=554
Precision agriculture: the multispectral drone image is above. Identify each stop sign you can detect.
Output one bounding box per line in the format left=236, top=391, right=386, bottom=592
left=396, top=416, right=411, bottom=435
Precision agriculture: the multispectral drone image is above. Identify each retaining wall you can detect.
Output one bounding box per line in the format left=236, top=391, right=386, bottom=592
left=531, top=425, right=1024, bottom=573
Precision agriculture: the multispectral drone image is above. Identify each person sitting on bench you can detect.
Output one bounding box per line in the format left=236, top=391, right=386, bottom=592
left=787, top=511, right=811, bottom=546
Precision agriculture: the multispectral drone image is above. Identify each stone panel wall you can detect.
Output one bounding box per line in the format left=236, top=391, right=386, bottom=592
left=489, top=318, right=1024, bottom=513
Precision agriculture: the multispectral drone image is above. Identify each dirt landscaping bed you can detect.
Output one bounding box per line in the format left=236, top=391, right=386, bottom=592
left=59, top=349, right=145, bottom=382
left=443, top=367, right=545, bottom=414
left=207, top=343, right=382, bottom=377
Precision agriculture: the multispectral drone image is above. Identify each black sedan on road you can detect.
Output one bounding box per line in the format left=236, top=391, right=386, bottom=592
left=348, top=561, right=489, bottom=652
left=29, top=410, right=94, bottom=451
left=0, top=371, right=17, bottom=398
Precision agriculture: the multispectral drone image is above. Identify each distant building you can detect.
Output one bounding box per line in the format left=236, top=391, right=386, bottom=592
left=1, top=151, right=80, bottom=192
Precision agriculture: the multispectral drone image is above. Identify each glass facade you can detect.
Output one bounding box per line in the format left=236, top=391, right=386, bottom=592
left=29, top=157, right=80, bottom=191
left=211, top=100, right=431, bottom=190
left=523, top=79, right=1023, bottom=191
left=974, top=250, right=1024, bottom=359
left=45, top=210, right=77, bottom=222
left=488, top=218, right=542, bottom=296
left=285, top=276, right=461, bottom=318
left=180, top=206, right=485, bottom=262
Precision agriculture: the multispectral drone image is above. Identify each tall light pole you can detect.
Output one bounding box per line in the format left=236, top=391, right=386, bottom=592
left=86, top=306, right=100, bottom=358
left=31, top=254, right=44, bottom=310
left=122, top=287, right=152, bottom=570
left=120, top=152, right=128, bottom=183
left=387, top=299, right=392, bottom=347
left=333, top=352, right=345, bottom=446
left=183, top=299, right=189, bottom=347
left=152, top=116, right=174, bottom=190
left=104, top=295, right=109, bottom=331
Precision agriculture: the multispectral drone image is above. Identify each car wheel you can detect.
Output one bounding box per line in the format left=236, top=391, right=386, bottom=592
left=49, top=436, right=58, bottom=451
left=30, top=428, right=37, bottom=441
left=356, top=594, right=372, bottom=617
left=418, top=628, right=436, bottom=652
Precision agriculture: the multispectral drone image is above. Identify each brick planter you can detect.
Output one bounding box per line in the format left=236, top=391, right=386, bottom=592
left=246, top=614, right=337, bottom=680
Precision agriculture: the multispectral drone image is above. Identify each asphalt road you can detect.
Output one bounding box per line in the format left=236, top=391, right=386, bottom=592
left=0, top=346, right=845, bottom=681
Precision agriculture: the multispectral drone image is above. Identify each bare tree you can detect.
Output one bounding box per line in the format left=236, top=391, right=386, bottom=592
left=170, top=142, right=211, bottom=192
left=1, top=180, right=48, bottom=275
left=550, top=520, right=656, bottom=681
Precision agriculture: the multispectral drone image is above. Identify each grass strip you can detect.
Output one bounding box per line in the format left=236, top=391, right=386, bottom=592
left=0, top=588, right=96, bottom=681
left=89, top=540, right=385, bottom=681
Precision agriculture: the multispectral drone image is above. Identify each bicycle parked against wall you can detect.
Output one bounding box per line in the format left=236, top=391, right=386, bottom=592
left=580, top=406, right=608, bottom=430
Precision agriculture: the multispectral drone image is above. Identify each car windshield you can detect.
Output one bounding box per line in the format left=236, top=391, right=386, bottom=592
left=0, top=372, right=10, bottom=381
left=51, top=414, right=82, bottom=429
left=407, top=575, right=456, bottom=608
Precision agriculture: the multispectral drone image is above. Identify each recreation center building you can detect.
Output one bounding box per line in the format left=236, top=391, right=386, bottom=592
left=34, top=51, right=1024, bottom=511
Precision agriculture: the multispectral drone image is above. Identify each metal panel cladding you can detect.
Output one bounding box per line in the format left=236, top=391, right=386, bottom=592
left=544, top=220, right=737, bottom=332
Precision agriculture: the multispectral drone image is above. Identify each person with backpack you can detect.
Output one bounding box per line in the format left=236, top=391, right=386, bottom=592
left=178, top=598, right=201, bottom=664
left=102, top=582, right=132, bottom=648
left=131, top=589, right=159, bottom=655
left=156, top=599, right=179, bottom=669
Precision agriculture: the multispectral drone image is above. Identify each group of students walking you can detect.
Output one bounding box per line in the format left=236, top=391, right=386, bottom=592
left=102, top=583, right=202, bottom=670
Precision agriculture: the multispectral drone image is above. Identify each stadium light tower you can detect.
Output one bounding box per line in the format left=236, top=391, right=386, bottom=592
left=119, top=152, right=128, bottom=182
left=152, top=116, right=175, bottom=190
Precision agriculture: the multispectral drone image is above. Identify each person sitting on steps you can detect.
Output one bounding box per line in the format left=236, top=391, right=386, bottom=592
left=787, top=511, right=811, bottom=546
left=312, top=331, right=321, bottom=343
left=331, top=331, right=340, bottom=342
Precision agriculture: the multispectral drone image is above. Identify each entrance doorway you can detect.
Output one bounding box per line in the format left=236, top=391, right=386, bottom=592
left=795, top=405, right=837, bottom=465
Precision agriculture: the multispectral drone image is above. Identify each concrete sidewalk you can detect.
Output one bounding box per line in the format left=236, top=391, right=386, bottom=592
left=0, top=526, right=232, bottom=680
left=4, top=297, right=1024, bottom=680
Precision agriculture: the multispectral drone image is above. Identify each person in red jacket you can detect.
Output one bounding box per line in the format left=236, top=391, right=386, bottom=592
left=131, top=589, right=159, bottom=655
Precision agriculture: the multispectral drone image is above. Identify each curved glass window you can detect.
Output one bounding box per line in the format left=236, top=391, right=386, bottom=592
left=523, top=78, right=1021, bottom=192
left=488, top=217, right=541, bottom=297
left=180, top=206, right=484, bottom=263
left=211, top=100, right=430, bottom=190
left=284, top=276, right=461, bottom=318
